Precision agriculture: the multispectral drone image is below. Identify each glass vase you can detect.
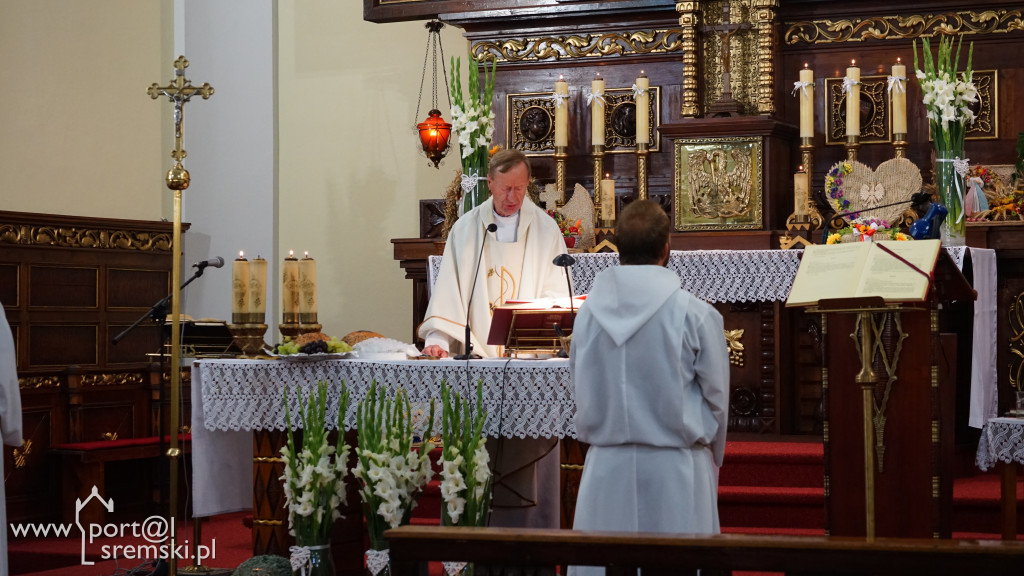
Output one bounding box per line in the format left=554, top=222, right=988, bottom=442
left=461, top=147, right=490, bottom=216
left=935, top=147, right=966, bottom=246
left=293, top=541, right=335, bottom=576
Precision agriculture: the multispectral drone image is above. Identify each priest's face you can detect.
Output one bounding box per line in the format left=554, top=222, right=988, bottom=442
left=488, top=161, right=530, bottom=217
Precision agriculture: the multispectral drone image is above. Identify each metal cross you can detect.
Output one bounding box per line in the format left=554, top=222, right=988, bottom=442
left=148, top=56, right=214, bottom=163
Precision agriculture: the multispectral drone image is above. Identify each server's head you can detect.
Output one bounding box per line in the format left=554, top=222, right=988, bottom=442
left=616, top=200, right=671, bottom=266
left=488, top=149, right=531, bottom=217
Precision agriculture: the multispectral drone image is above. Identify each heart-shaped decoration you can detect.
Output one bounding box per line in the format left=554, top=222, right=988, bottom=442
left=830, top=158, right=922, bottom=226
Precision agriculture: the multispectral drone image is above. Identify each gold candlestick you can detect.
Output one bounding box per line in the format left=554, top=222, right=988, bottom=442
left=555, top=145, right=568, bottom=206
left=228, top=322, right=270, bottom=357
left=845, top=134, right=860, bottom=162
left=592, top=145, right=605, bottom=221
left=636, top=142, right=649, bottom=201
left=801, top=139, right=823, bottom=230
left=893, top=132, right=908, bottom=159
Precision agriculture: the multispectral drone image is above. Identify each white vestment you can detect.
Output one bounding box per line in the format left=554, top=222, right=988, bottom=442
left=419, top=196, right=568, bottom=358
left=418, top=196, right=567, bottom=529
left=569, top=266, right=729, bottom=575
left=1, top=303, right=24, bottom=576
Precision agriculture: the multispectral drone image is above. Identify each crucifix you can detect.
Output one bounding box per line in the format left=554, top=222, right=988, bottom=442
left=146, top=55, right=213, bottom=576
left=704, top=0, right=750, bottom=117
left=148, top=55, right=215, bottom=187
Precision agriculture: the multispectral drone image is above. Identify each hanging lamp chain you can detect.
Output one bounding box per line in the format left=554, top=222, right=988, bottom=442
left=414, top=20, right=450, bottom=127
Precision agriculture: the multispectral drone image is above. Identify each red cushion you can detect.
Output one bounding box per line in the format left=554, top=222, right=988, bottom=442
left=51, top=433, right=191, bottom=452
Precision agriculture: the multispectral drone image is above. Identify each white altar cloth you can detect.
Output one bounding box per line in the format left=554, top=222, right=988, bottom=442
left=191, top=357, right=571, bottom=517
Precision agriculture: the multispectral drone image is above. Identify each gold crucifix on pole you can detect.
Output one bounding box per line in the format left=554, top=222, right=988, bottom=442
left=147, top=55, right=213, bottom=576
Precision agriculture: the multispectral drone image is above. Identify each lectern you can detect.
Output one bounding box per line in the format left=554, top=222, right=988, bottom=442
left=788, top=243, right=974, bottom=538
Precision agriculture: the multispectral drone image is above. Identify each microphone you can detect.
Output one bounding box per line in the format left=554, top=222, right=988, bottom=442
left=833, top=191, right=933, bottom=221
left=193, top=256, right=225, bottom=269
left=454, top=223, right=497, bottom=360
left=552, top=253, right=576, bottom=358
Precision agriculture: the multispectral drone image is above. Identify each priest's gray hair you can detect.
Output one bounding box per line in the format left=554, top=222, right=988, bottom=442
left=489, top=148, right=531, bottom=179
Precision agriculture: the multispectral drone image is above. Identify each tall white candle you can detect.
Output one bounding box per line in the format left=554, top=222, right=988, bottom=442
left=635, top=72, right=650, bottom=144
left=282, top=250, right=299, bottom=323
left=601, top=175, right=616, bottom=221
left=845, top=61, right=861, bottom=137
left=591, top=73, right=605, bottom=146
left=249, top=255, right=267, bottom=320
left=799, top=64, right=814, bottom=138
left=298, top=251, right=318, bottom=320
left=232, top=251, right=249, bottom=324
left=891, top=58, right=907, bottom=134
left=554, top=75, right=569, bottom=147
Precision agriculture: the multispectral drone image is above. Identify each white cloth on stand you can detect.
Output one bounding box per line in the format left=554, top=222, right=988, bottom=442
left=968, top=248, right=998, bottom=428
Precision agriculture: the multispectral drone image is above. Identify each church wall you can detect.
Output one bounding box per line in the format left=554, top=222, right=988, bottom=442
left=276, top=1, right=468, bottom=342
left=0, top=0, right=168, bottom=221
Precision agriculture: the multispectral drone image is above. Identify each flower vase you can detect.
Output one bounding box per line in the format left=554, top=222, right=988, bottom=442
left=292, top=541, right=335, bottom=576
left=935, top=148, right=967, bottom=246
left=460, top=147, right=490, bottom=216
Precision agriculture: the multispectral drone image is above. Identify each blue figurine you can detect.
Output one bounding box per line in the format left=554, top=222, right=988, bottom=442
left=909, top=202, right=948, bottom=240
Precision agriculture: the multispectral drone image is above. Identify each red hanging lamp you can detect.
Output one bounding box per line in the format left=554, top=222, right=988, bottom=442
left=415, top=21, right=452, bottom=168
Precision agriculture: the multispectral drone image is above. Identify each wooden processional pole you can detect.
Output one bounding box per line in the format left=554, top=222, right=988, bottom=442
left=147, top=56, right=214, bottom=576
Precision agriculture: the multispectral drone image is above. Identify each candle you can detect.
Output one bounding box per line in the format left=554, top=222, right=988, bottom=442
left=232, top=251, right=249, bottom=324
left=591, top=73, right=605, bottom=146
left=635, top=72, right=650, bottom=144
left=249, top=255, right=267, bottom=321
left=298, top=251, right=318, bottom=322
left=554, top=75, right=569, bottom=147
left=601, top=175, right=616, bottom=221
left=794, top=167, right=808, bottom=216
left=845, top=60, right=861, bottom=136
left=798, top=64, right=814, bottom=138
left=891, top=58, right=907, bottom=134
left=282, top=250, right=299, bottom=323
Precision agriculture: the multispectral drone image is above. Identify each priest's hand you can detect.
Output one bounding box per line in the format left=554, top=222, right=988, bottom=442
left=421, top=344, right=449, bottom=359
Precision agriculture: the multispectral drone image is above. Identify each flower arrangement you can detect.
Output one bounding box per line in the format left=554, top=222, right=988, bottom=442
left=438, top=380, right=492, bottom=528
left=825, top=161, right=855, bottom=218
left=826, top=217, right=912, bottom=244
left=353, top=383, right=435, bottom=572
left=547, top=210, right=582, bottom=237
left=914, top=34, right=977, bottom=242
left=280, top=381, right=351, bottom=552
left=450, top=57, right=497, bottom=214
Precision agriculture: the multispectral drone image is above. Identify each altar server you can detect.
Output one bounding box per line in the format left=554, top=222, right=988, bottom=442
left=569, top=200, right=729, bottom=574
left=1, top=302, right=24, bottom=576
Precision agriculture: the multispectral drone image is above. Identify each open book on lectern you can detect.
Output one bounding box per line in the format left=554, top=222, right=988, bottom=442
left=785, top=240, right=942, bottom=308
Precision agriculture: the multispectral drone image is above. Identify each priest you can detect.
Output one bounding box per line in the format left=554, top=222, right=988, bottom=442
left=569, top=200, right=729, bottom=575
left=418, top=148, right=568, bottom=529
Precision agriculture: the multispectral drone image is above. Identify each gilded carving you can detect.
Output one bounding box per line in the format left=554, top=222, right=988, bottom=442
left=677, top=2, right=702, bottom=117
left=83, top=372, right=145, bottom=387
left=965, top=70, right=997, bottom=140
left=20, top=375, right=60, bottom=389
left=784, top=9, right=1024, bottom=45
left=825, top=76, right=889, bottom=145
left=852, top=311, right=907, bottom=471
left=699, top=0, right=762, bottom=116
left=0, top=222, right=172, bottom=252
left=674, top=136, right=764, bottom=231
left=752, top=0, right=779, bottom=115
left=471, top=29, right=685, bottom=64
left=1008, top=290, right=1024, bottom=391
left=507, top=94, right=557, bottom=153
left=725, top=328, right=745, bottom=366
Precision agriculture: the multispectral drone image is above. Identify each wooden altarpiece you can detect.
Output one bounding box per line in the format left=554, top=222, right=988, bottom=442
left=812, top=251, right=974, bottom=538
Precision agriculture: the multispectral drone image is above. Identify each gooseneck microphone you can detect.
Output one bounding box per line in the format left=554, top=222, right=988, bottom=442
left=193, top=256, right=225, bottom=269
left=454, top=223, right=497, bottom=360
left=552, top=253, right=576, bottom=358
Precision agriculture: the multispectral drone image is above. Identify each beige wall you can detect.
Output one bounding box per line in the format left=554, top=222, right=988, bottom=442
left=0, top=0, right=169, bottom=220
left=2, top=0, right=468, bottom=343
left=277, top=1, right=467, bottom=341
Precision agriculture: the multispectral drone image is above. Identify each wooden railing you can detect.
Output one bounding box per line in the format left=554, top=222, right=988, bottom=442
left=385, top=526, right=1024, bottom=576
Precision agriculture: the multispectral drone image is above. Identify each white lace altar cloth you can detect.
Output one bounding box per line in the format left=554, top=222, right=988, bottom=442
left=198, top=357, right=574, bottom=439
left=428, top=247, right=968, bottom=302
left=975, top=417, right=1024, bottom=471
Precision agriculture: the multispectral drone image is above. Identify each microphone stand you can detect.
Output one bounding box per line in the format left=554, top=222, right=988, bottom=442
left=455, top=223, right=496, bottom=360
left=110, top=263, right=211, bottom=525
left=552, top=254, right=576, bottom=358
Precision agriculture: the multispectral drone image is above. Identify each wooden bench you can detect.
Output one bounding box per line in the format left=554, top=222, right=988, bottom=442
left=51, top=434, right=191, bottom=525
left=385, top=525, right=1024, bottom=576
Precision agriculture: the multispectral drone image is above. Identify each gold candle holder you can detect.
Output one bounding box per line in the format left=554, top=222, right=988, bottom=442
left=279, top=322, right=323, bottom=341
left=636, top=142, right=649, bottom=201
left=555, top=145, right=568, bottom=206
left=228, top=322, right=269, bottom=357
left=845, top=134, right=860, bottom=162
left=801, top=138, right=823, bottom=230
left=592, top=144, right=605, bottom=221
left=893, top=132, right=908, bottom=159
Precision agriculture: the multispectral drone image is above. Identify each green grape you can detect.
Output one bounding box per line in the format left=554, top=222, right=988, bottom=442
left=326, top=337, right=352, bottom=354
